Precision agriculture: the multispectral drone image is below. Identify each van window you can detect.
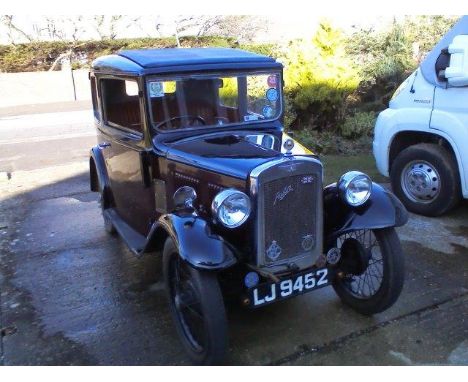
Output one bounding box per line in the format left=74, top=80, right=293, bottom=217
left=101, top=78, right=142, bottom=133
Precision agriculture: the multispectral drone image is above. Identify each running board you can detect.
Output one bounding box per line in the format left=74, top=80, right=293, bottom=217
left=104, top=208, right=146, bottom=255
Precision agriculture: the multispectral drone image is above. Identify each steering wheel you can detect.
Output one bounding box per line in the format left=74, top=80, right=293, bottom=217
left=156, top=115, right=206, bottom=130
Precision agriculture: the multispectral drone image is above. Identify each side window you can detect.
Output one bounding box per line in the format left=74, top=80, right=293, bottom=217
left=101, top=78, right=142, bottom=133
left=90, top=76, right=100, bottom=121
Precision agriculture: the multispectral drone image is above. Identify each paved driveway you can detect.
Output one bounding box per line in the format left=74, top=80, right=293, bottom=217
left=0, top=106, right=467, bottom=365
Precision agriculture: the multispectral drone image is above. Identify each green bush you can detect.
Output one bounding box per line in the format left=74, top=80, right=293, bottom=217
left=345, top=16, right=459, bottom=114
left=295, top=129, right=338, bottom=154
left=279, top=21, right=360, bottom=130
left=238, top=43, right=279, bottom=57
left=294, top=128, right=373, bottom=155
left=340, top=111, right=376, bottom=138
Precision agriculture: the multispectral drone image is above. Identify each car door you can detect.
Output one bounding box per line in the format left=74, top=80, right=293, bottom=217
left=97, top=76, right=155, bottom=236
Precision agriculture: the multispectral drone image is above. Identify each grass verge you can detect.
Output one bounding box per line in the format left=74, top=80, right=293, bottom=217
left=320, top=154, right=388, bottom=185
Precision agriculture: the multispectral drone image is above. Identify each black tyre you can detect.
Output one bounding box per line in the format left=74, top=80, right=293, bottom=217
left=333, top=228, right=404, bottom=315
left=98, top=183, right=116, bottom=235
left=390, top=143, right=461, bottom=216
left=163, top=238, right=228, bottom=365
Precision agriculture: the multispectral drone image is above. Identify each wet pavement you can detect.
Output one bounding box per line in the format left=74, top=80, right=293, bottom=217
left=0, top=107, right=467, bottom=365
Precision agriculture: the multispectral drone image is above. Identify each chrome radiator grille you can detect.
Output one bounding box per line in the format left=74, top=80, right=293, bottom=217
left=263, top=174, right=318, bottom=264
left=251, top=158, right=323, bottom=272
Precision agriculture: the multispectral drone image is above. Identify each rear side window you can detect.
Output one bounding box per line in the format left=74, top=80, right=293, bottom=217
left=90, top=76, right=100, bottom=121
left=101, top=78, right=142, bottom=133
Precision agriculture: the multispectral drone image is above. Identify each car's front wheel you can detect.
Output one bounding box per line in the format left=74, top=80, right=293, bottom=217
left=98, top=182, right=116, bottom=235
left=390, top=143, right=461, bottom=216
left=163, top=238, right=228, bottom=365
left=332, top=228, right=404, bottom=315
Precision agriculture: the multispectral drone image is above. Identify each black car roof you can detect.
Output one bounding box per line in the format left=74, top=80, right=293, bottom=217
left=91, top=47, right=282, bottom=75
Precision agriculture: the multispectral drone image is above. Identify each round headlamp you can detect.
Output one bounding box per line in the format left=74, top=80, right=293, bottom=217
left=173, top=186, right=197, bottom=209
left=212, top=189, right=251, bottom=228
left=338, top=171, right=372, bottom=207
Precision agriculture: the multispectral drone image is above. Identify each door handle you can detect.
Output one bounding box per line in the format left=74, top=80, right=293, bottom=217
left=99, top=142, right=111, bottom=149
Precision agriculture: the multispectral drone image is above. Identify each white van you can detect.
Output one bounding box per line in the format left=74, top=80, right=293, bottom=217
left=373, top=16, right=468, bottom=216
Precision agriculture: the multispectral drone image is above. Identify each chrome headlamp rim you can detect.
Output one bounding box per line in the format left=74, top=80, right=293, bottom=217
left=173, top=186, right=197, bottom=210
left=338, top=171, right=372, bottom=207
left=211, top=188, right=251, bottom=228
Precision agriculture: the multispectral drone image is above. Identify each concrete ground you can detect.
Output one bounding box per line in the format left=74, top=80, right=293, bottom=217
left=0, top=103, right=467, bottom=365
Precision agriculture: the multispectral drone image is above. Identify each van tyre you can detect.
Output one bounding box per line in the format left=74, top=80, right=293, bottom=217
left=390, top=143, right=461, bottom=216
left=163, top=238, right=228, bottom=365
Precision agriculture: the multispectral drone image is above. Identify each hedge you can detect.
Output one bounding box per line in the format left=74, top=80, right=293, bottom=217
left=0, top=36, right=241, bottom=73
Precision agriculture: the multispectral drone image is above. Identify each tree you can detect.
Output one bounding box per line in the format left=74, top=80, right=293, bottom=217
left=402, top=15, right=459, bottom=60
left=171, top=16, right=225, bottom=47
left=0, top=15, right=34, bottom=43
left=208, top=16, right=266, bottom=43
left=93, top=15, right=123, bottom=40
left=344, top=16, right=457, bottom=113
left=173, top=16, right=197, bottom=47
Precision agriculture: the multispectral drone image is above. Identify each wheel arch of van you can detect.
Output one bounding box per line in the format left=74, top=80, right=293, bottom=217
left=388, top=129, right=467, bottom=197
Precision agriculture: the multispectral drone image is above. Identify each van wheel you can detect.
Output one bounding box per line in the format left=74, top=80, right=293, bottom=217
left=163, top=238, right=228, bottom=365
left=390, top=143, right=461, bottom=216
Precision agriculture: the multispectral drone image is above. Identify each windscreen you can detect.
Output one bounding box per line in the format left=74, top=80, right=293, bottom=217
left=147, top=72, right=282, bottom=131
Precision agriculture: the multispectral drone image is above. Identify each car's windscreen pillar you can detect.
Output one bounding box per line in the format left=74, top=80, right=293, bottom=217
left=238, top=76, right=248, bottom=117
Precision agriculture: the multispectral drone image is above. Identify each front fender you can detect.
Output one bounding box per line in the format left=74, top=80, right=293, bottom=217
left=323, top=182, right=408, bottom=248
left=90, top=146, right=109, bottom=192
left=90, top=146, right=115, bottom=208
left=147, top=213, right=237, bottom=271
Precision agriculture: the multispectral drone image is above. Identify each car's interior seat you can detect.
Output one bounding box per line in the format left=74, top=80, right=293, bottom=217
left=106, top=99, right=142, bottom=132
left=179, top=79, right=218, bottom=125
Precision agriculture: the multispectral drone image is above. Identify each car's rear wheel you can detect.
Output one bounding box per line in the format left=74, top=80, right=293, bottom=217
left=390, top=143, right=461, bottom=216
left=332, top=228, right=404, bottom=315
left=163, top=238, right=228, bottom=365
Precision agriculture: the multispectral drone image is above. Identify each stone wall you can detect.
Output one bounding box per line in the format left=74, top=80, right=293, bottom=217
left=0, top=69, right=90, bottom=107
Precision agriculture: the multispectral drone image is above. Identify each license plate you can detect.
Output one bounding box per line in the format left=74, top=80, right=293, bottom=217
left=248, top=268, right=332, bottom=308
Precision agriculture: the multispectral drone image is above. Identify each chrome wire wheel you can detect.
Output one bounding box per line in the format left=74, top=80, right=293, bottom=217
left=336, top=230, right=383, bottom=299
left=401, top=160, right=440, bottom=204
left=163, top=238, right=228, bottom=365
left=332, top=228, right=404, bottom=315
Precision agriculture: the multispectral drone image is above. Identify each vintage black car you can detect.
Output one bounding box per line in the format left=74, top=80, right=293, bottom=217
left=88, top=48, right=408, bottom=365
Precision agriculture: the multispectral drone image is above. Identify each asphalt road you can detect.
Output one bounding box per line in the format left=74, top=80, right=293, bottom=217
left=0, top=104, right=467, bottom=365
